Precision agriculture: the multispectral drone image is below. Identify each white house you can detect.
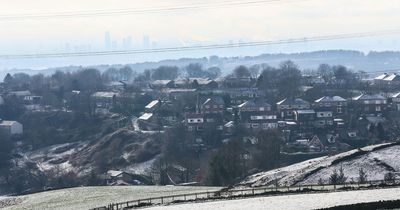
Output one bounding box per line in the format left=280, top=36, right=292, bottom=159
left=0, top=120, right=23, bottom=135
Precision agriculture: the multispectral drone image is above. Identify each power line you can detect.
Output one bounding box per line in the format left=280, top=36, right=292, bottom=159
left=0, top=0, right=309, bottom=21
left=1, top=29, right=400, bottom=60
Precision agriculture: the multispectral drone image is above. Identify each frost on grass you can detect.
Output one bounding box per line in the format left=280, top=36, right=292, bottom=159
left=237, top=143, right=400, bottom=188
left=146, top=187, right=400, bottom=210
left=3, top=186, right=221, bottom=210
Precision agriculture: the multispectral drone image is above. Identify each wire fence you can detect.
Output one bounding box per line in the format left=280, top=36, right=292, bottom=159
left=90, top=178, right=400, bottom=210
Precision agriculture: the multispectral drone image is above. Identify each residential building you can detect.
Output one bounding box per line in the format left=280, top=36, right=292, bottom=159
left=91, top=91, right=119, bottom=114
left=352, top=94, right=387, bottom=113
left=199, top=96, right=225, bottom=114
left=185, top=113, right=223, bottom=132
left=277, top=98, right=311, bottom=119
left=150, top=80, right=175, bottom=89
left=237, top=99, right=278, bottom=130
left=0, top=120, right=23, bottom=136
left=314, top=96, right=347, bottom=116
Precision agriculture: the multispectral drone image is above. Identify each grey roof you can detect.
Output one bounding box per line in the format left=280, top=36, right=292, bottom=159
left=374, top=73, right=389, bottom=80
left=145, top=100, right=160, bottom=109
left=202, top=96, right=225, bottom=106
left=238, top=99, right=271, bottom=109
left=296, top=109, right=316, bottom=114
left=151, top=80, right=174, bottom=87
left=353, top=94, right=386, bottom=101
left=0, top=120, right=21, bottom=126
left=315, top=96, right=346, bottom=103
left=383, top=74, right=400, bottom=81
left=92, top=92, right=119, bottom=98
left=139, top=113, right=153, bottom=120
left=277, top=98, right=310, bottom=106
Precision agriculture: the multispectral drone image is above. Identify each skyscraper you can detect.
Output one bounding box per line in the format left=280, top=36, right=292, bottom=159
left=143, top=35, right=150, bottom=49
left=104, top=31, right=111, bottom=50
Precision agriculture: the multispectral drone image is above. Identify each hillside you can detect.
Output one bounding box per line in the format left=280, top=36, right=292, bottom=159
left=144, top=187, right=400, bottom=210
left=1, top=186, right=221, bottom=210
left=237, top=142, right=400, bottom=188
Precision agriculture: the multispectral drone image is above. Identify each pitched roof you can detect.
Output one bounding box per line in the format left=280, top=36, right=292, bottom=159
left=315, top=96, right=346, bottom=103
left=352, top=94, right=386, bottom=101
left=0, top=120, right=21, bottom=126
left=151, top=80, right=173, bottom=85
left=92, top=92, right=119, bottom=98
left=383, top=74, right=400, bottom=81
left=238, top=99, right=271, bottom=109
left=277, top=98, right=310, bottom=106
left=202, top=96, right=225, bottom=106
left=145, top=100, right=160, bottom=109
left=138, top=113, right=153, bottom=120
left=374, top=73, right=389, bottom=80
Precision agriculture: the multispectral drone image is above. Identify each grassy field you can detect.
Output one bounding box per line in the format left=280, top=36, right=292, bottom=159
left=3, top=186, right=222, bottom=210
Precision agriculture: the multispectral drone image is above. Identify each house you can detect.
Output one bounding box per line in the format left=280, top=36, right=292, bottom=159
left=199, top=96, right=225, bottom=114
left=276, top=98, right=311, bottom=119
left=23, top=95, right=43, bottom=111
left=390, top=92, right=400, bottom=111
left=294, top=109, right=316, bottom=127
left=175, top=78, right=218, bottom=89
left=8, top=90, right=31, bottom=98
left=0, top=120, right=23, bottom=136
left=185, top=113, right=223, bottom=132
left=308, top=135, right=325, bottom=152
left=137, top=113, right=157, bottom=130
left=237, top=99, right=278, bottom=131
left=150, top=80, right=175, bottom=89
left=105, top=81, right=126, bottom=92
left=314, top=108, right=334, bottom=128
left=301, top=75, right=326, bottom=86
left=91, top=92, right=119, bottom=114
left=352, top=94, right=387, bottom=113
left=145, top=100, right=160, bottom=113
left=374, top=73, right=400, bottom=88
left=223, top=77, right=254, bottom=88
left=226, top=88, right=263, bottom=105
left=314, top=96, right=347, bottom=115
left=105, top=170, right=150, bottom=186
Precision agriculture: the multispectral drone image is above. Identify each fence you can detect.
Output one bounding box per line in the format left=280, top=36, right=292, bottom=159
left=91, top=178, right=400, bottom=210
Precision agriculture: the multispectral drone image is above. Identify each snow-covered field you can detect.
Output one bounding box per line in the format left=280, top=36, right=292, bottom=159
left=238, top=143, right=400, bottom=188
left=147, top=187, right=400, bottom=210
left=3, top=186, right=221, bottom=210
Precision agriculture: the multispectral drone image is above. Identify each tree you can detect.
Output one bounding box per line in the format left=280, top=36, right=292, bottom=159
left=329, top=166, right=347, bottom=186
left=384, top=172, right=395, bottom=183
left=0, top=130, right=13, bottom=178
left=206, top=67, right=221, bottom=79
left=151, top=66, right=179, bottom=80
left=277, top=60, right=302, bottom=98
left=233, top=65, right=251, bottom=78
left=376, top=123, right=386, bottom=140
left=249, top=64, right=261, bottom=78
left=185, top=63, right=205, bottom=78
left=206, top=139, right=247, bottom=186
left=3, top=73, right=13, bottom=84
left=253, top=130, right=281, bottom=170
left=358, top=167, right=368, bottom=184
left=317, top=64, right=333, bottom=83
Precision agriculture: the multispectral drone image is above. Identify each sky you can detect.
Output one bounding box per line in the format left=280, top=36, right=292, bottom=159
left=0, top=0, right=400, bottom=70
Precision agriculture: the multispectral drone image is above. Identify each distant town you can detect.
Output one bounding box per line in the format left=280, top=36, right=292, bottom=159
left=1, top=60, right=400, bottom=192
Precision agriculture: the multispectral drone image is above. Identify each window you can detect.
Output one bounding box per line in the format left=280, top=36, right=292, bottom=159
left=337, top=107, right=342, bottom=113
left=213, top=105, right=218, bottom=108
left=376, top=106, right=381, bottom=111
left=205, top=105, right=210, bottom=109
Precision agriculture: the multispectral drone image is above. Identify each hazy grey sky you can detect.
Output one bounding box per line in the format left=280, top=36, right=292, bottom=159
left=1, top=0, right=400, bottom=69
